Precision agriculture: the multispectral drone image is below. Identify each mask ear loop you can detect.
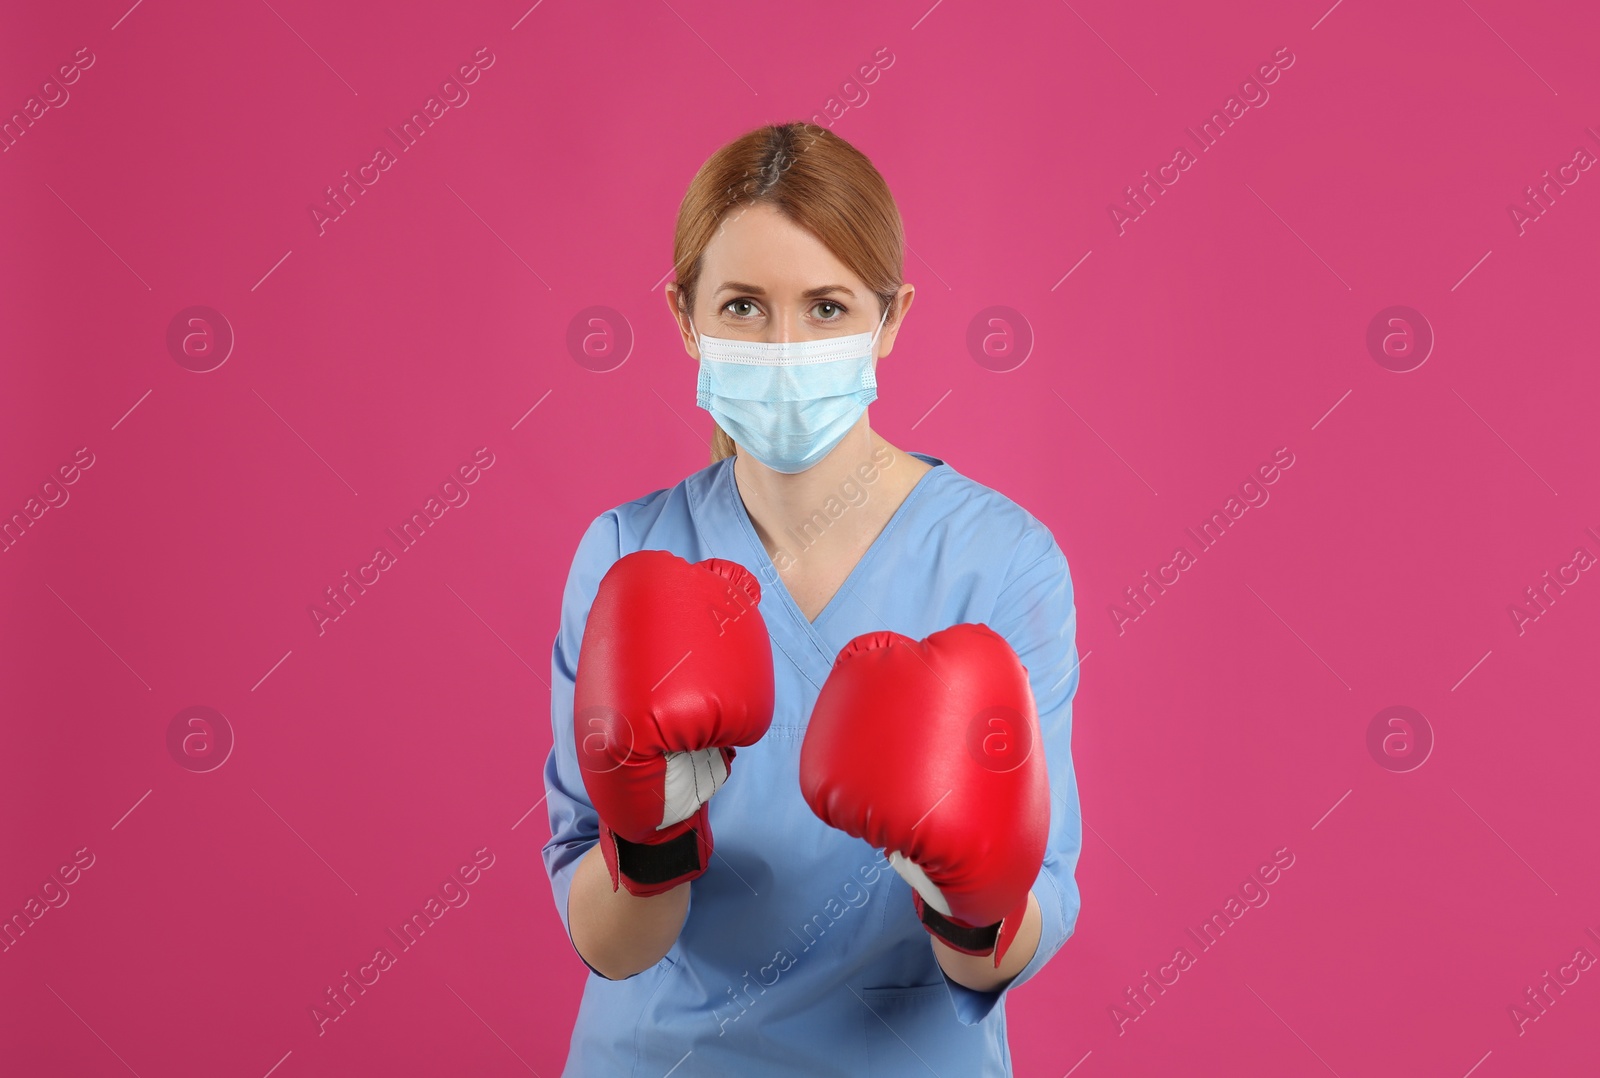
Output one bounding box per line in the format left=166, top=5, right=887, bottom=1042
left=868, top=300, right=892, bottom=357
left=682, top=302, right=700, bottom=356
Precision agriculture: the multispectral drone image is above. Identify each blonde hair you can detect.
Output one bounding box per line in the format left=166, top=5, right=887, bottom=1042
left=671, top=122, right=905, bottom=465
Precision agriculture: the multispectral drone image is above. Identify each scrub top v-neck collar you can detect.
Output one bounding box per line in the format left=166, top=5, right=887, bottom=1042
left=705, top=450, right=946, bottom=689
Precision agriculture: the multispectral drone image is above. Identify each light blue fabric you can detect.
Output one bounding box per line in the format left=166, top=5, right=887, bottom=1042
left=541, top=451, right=1084, bottom=1076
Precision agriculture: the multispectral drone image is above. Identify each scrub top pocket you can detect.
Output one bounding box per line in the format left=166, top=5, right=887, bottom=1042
left=858, top=982, right=995, bottom=1076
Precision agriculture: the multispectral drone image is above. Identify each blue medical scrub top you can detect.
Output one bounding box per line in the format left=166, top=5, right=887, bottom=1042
left=541, top=451, right=1084, bottom=1076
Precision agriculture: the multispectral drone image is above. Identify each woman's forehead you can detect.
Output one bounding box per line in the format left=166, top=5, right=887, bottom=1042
left=701, top=210, right=858, bottom=294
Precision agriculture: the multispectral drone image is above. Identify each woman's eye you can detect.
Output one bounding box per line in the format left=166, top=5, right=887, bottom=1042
left=720, top=299, right=846, bottom=321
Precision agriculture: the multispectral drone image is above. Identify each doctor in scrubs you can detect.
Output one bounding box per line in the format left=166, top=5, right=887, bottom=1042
left=541, top=121, right=1084, bottom=1076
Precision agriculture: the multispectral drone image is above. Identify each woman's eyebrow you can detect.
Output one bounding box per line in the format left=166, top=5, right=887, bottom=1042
left=713, top=281, right=858, bottom=299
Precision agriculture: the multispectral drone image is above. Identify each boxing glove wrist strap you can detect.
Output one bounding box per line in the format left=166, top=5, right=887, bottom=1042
left=612, top=827, right=702, bottom=888
left=918, top=898, right=1001, bottom=955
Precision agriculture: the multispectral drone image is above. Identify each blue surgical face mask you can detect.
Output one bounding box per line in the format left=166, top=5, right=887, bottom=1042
left=692, top=303, right=892, bottom=474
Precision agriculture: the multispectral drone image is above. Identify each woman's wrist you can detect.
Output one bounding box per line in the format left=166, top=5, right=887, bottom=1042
left=929, top=890, right=1043, bottom=993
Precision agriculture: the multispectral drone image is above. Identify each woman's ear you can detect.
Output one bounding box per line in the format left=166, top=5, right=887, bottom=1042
left=877, top=284, right=915, bottom=360
left=664, top=283, right=700, bottom=361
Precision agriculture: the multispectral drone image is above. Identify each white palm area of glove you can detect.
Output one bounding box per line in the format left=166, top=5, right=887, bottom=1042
left=655, top=747, right=730, bottom=829
left=889, top=850, right=954, bottom=917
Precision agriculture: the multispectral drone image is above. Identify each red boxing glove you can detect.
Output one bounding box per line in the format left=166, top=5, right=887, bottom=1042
left=800, top=624, right=1049, bottom=967
left=574, top=550, right=774, bottom=897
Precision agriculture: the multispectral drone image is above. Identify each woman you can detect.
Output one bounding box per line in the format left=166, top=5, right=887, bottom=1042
left=541, top=121, right=1083, bottom=1075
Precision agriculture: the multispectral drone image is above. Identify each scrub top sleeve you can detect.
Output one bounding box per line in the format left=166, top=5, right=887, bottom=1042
left=539, top=511, right=622, bottom=978
left=941, top=534, right=1084, bottom=1027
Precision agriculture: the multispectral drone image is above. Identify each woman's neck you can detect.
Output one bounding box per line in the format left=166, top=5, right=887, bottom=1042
left=732, top=420, right=932, bottom=581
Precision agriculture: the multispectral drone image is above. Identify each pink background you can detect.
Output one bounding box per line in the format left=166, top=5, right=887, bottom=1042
left=3, top=0, right=1597, bottom=1074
